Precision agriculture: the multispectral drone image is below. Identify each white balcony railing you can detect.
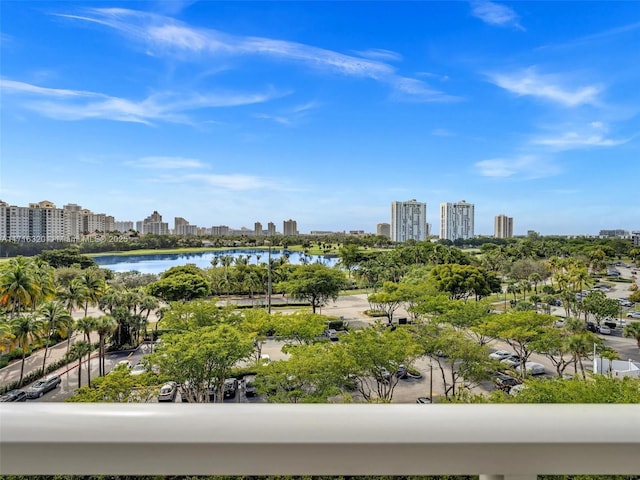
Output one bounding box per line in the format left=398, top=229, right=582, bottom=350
left=1, top=404, right=639, bottom=479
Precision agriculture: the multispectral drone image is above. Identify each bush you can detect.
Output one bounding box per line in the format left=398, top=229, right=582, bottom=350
left=0, top=356, right=9, bottom=369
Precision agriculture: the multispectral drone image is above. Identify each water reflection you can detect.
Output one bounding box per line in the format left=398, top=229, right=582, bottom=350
left=93, top=249, right=338, bottom=274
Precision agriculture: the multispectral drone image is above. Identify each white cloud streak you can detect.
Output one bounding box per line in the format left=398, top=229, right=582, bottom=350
left=475, top=155, right=559, bottom=178
left=470, top=1, right=523, bottom=30
left=56, top=8, right=456, bottom=102
left=488, top=68, right=602, bottom=107
left=126, top=156, right=208, bottom=169
left=532, top=131, right=632, bottom=150
left=1, top=79, right=283, bottom=124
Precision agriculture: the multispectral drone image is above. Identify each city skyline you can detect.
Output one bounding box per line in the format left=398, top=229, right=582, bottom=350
left=1, top=2, right=639, bottom=235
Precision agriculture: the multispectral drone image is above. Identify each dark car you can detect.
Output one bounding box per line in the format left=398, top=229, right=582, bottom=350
left=158, top=381, right=178, bottom=402
left=0, top=389, right=27, bottom=402
left=25, top=375, right=61, bottom=399
left=494, top=373, right=522, bottom=392
left=223, top=378, right=239, bottom=399
left=586, top=321, right=598, bottom=333
left=244, top=375, right=258, bottom=397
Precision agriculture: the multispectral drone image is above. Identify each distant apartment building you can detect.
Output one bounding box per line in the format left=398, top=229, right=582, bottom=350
left=28, top=201, right=65, bottom=242
left=377, top=223, right=391, bottom=239
left=210, top=225, right=230, bottom=236
left=267, top=222, right=276, bottom=236
left=283, top=219, right=298, bottom=236
left=174, top=217, right=198, bottom=236
left=632, top=231, right=640, bottom=247
left=254, top=222, right=263, bottom=236
left=81, top=209, right=114, bottom=234
left=114, top=221, right=134, bottom=233
left=599, top=229, right=629, bottom=238
left=440, top=200, right=474, bottom=242
left=391, top=199, right=427, bottom=242
left=139, top=211, right=169, bottom=235
left=494, top=214, right=514, bottom=239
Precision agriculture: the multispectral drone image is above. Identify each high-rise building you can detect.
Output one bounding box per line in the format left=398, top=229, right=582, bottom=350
left=632, top=231, right=640, bottom=247
left=494, top=214, right=514, bottom=239
left=267, top=222, right=276, bottom=236
left=283, top=219, right=298, bottom=236
left=29, top=201, right=65, bottom=242
left=254, top=222, right=263, bottom=236
left=140, top=211, right=169, bottom=235
left=174, top=217, right=197, bottom=235
left=114, top=221, right=134, bottom=233
left=440, top=200, right=474, bottom=242
left=377, top=223, right=391, bottom=239
left=390, top=199, right=427, bottom=242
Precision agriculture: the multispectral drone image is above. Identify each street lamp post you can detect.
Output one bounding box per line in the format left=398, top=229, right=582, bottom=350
left=266, top=241, right=272, bottom=314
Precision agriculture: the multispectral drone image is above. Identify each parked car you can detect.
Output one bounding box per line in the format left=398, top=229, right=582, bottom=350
left=598, top=324, right=612, bottom=335
left=158, top=381, right=178, bottom=402
left=130, top=363, right=147, bottom=376
left=553, top=317, right=566, bottom=328
left=25, top=375, right=61, bottom=399
left=489, top=350, right=513, bottom=360
left=0, top=389, right=27, bottom=402
left=416, top=397, right=433, bottom=404
left=500, top=355, right=522, bottom=368
left=223, top=378, right=239, bottom=399
left=516, top=362, right=546, bottom=376
left=116, top=360, right=132, bottom=369
left=493, top=373, right=522, bottom=392
left=586, top=321, right=598, bottom=333
left=626, top=311, right=640, bottom=319
left=244, top=375, right=258, bottom=397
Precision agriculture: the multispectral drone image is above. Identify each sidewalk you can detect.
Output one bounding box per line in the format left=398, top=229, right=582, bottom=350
left=0, top=331, right=99, bottom=388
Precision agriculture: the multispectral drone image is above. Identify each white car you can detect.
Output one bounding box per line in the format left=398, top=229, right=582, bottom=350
left=626, top=311, right=640, bottom=319
left=116, top=360, right=132, bottom=369
left=516, top=362, right=546, bottom=376
left=130, top=363, right=147, bottom=376
left=598, top=325, right=612, bottom=335
left=489, top=350, right=513, bottom=360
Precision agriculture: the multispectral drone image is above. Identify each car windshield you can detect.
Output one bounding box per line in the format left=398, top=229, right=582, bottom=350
left=32, top=381, right=46, bottom=388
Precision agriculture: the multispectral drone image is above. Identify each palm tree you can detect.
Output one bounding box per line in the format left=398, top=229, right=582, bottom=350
left=0, top=257, right=41, bottom=318
left=69, top=340, right=92, bottom=389
left=9, top=313, right=44, bottom=386
left=75, top=316, right=97, bottom=387
left=95, top=315, right=118, bottom=376
left=79, top=268, right=106, bottom=318
left=38, top=301, right=72, bottom=375
left=56, top=278, right=88, bottom=353
left=31, top=260, right=56, bottom=310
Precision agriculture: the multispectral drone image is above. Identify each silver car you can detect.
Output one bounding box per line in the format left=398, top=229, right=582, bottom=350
left=25, top=375, right=61, bottom=399
left=158, top=381, right=178, bottom=402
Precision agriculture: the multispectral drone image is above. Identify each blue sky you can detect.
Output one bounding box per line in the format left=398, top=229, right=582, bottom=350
left=1, top=1, right=639, bottom=236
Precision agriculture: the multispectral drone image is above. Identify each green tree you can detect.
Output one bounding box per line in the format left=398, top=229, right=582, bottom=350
left=95, top=315, right=118, bottom=376
left=479, top=311, right=555, bottom=375
left=9, top=313, right=44, bottom=385
left=429, top=264, right=501, bottom=301
left=67, top=364, right=157, bottom=403
left=277, top=264, right=347, bottom=313
left=153, top=324, right=254, bottom=403
left=75, top=316, right=98, bottom=386
left=69, top=339, right=92, bottom=389
left=38, top=301, right=73, bottom=375
left=147, top=273, right=211, bottom=302
left=623, top=322, right=640, bottom=352
left=0, top=257, right=41, bottom=317
left=342, top=324, right=421, bottom=403
left=271, top=311, right=328, bottom=345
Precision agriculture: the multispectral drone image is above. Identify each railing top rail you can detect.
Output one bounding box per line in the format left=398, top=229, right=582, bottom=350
left=1, top=404, right=639, bottom=475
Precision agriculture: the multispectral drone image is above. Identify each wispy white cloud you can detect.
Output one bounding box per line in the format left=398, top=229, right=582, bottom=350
left=150, top=172, right=281, bottom=191
left=470, top=1, right=524, bottom=30
left=1, top=78, right=284, bottom=124
left=352, top=48, right=403, bottom=62
left=254, top=100, right=321, bottom=126
left=531, top=122, right=634, bottom=150
left=126, top=156, right=208, bottom=169
left=475, top=154, right=560, bottom=178
left=538, top=21, right=640, bottom=51
left=488, top=68, right=602, bottom=107
left=56, top=8, right=455, bottom=102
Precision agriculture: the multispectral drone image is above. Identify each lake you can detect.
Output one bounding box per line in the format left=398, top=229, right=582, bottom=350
left=93, top=249, right=339, bottom=274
